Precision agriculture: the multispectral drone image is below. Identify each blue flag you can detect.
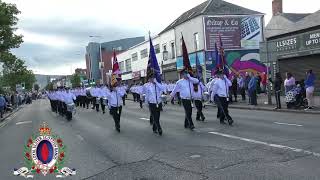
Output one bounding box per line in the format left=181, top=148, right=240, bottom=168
left=146, top=35, right=161, bottom=83
left=195, top=52, right=202, bottom=81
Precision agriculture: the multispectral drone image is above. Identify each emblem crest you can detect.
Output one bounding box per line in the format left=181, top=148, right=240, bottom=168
left=14, top=122, right=76, bottom=178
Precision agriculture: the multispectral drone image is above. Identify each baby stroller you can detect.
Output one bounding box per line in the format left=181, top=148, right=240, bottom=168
left=285, top=86, right=308, bottom=109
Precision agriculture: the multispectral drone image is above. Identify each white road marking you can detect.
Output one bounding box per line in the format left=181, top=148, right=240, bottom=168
left=274, top=122, right=303, bottom=127
left=16, top=121, right=32, bottom=125
left=190, top=154, right=201, bottom=158
left=139, top=118, right=150, bottom=121
left=76, top=134, right=84, bottom=141
left=208, top=131, right=320, bottom=157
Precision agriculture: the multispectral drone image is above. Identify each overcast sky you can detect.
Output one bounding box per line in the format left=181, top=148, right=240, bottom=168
left=3, top=0, right=319, bottom=75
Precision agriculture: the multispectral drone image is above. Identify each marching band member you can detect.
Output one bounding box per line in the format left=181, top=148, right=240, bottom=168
left=192, top=82, right=206, bottom=121
left=106, top=81, right=125, bottom=132
left=144, top=77, right=165, bottom=135
left=100, top=85, right=108, bottom=114
left=170, top=70, right=199, bottom=130
left=211, top=70, right=233, bottom=125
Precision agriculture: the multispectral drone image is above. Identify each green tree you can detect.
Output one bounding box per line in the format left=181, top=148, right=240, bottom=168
left=0, top=0, right=23, bottom=53
left=0, top=52, right=36, bottom=91
left=70, top=73, right=81, bottom=88
left=45, top=82, right=54, bottom=91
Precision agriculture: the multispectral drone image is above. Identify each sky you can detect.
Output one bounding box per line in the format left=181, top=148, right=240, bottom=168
left=3, top=0, right=320, bottom=75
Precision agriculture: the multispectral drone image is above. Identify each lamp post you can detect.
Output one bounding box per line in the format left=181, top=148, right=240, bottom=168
left=89, top=35, right=103, bottom=84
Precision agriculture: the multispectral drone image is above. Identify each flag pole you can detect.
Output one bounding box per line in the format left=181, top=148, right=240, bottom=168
left=181, top=32, right=193, bottom=105
left=149, top=31, right=159, bottom=107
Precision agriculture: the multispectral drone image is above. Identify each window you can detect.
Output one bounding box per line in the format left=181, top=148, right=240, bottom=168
left=194, top=33, right=199, bottom=51
left=140, top=49, right=148, bottom=59
left=125, top=59, right=131, bottom=72
left=119, top=61, right=125, bottom=72
left=131, top=53, right=138, bottom=61
left=154, top=44, right=160, bottom=54
left=163, top=44, right=168, bottom=61
left=171, top=42, right=175, bottom=59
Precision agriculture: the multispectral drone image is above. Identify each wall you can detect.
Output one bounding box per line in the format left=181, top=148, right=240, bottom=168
left=205, top=49, right=267, bottom=77
left=175, top=16, right=205, bottom=56
left=159, top=29, right=177, bottom=65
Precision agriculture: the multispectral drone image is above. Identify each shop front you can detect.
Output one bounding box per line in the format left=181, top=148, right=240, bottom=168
left=162, top=62, right=178, bottom=82
left=261, top=28, right=320, bottom=91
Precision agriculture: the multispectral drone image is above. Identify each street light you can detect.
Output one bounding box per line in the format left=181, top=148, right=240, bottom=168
left=89, top=35, right=103, bottom=84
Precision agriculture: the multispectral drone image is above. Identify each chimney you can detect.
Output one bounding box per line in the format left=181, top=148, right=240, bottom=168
left=272, top=0, right=283, bottom=16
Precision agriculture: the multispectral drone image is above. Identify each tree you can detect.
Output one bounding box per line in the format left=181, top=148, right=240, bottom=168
left=0, top=52, right=36, bottom=91
left=70, top=73, right=81, bottom=88
left=0, top=1, right=23, bottom=53
left=45, top=82, right=54, bottom=91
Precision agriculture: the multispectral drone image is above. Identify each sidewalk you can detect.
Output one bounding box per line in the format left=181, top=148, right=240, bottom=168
left=126, top=94, right=320, bottom=114
left=0, top=106, right=23, bottom=123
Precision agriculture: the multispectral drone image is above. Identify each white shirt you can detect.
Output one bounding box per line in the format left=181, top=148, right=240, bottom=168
left=63, top=92, right=76, bottom=104
left=106, top=87, right=125, bottom=107
left=144, top=80, right=165, bottom=104
left=192, top=82, right=206, bottom=100
left=171, top=75, right=199, bottom=100
left=136, top=86, right=144, bottom=95
left=212, top=77, right=232, bottom=98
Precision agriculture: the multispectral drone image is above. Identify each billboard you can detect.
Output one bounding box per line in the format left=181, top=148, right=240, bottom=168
left=204, top=16, right=262, bottom=50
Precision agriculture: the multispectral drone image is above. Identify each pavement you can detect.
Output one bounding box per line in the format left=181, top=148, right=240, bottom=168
left=1, top=99, right=320, bottom=180
left=127, top=94, right=320, bottom=114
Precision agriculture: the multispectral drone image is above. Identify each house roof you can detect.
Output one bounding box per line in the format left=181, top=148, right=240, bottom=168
left=281, top=13, right=311, bottom=22
left=266, top=10, right=320, bottom=39
left=160, top=0, right=263, bottom=34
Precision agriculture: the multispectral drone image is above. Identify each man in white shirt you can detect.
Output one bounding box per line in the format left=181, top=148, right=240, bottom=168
left=144, top=77, right=165, bottom=135
left=63, top=88, right=76, bottom=120
left=192, top=82, right=206, bottom=121
left=170, top=70, right=199, bottom=130
left=212, top=70, right=233, bottom=125
left=106, top=82, right=126, bottom=133
left=99, top=85, right=109, bottom=114
left=136, top=84, right=144, bottom=108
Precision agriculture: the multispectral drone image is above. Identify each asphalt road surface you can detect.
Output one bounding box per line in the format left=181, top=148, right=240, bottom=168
left=1, top=99, right=320, bottom=180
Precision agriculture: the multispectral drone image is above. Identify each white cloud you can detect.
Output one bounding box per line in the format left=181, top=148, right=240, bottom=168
left=4, top=0, right=320, bottom=75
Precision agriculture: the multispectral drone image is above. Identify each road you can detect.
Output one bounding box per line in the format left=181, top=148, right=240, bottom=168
left=1, top=99, right=320, bottom=180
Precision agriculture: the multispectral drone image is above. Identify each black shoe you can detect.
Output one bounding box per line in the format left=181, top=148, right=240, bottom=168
left=196, top=118, right=200, bottom=121
left=228, top=118, right=234, bottom=126
left=201, top=117, right=205, bottom=121
left=116, top=127, right=120, bottom=133
left=189, top=126, right=195, bottom=130
left=220, top=121, right=226, bottom=125
left=103, top=111, right=105, bottom=114
left=158, top=129, right=162, bottom=136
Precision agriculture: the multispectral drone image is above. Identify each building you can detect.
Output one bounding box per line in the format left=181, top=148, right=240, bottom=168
left=34, top=74, right=66, bottom=90
left=116, top=0, right=266, bottom=84
left=86, top=37, right=145, bottom=83
left=75, top=68, right=87, bottom=76
left=260, top=0, right=320, bottom=91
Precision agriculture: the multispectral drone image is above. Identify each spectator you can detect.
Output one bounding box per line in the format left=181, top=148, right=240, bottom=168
left=244, top=72, right=251, bottom=104
left=269, top=72, right=283, bottom=109
left=284, top=72, right=296, bottom=94
left=248, top=73, right=258, bottom=105
left=261, top=72, right=267, bottom=93
left=0, top=94, right=6, bottom=118
left=238, top=74, right=246, bottom=101
left=304, top=69, right=316, bottom=110
left=231, top=75, right=238, bottom=102
left=256, top=72, right=262, bottom=94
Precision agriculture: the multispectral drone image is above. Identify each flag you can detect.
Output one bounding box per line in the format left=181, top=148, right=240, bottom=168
left=181, top=35, right=194, bottom=77
left=195, top=52, right=203, bottom=81
left=146, top=35, right=161, bottom=83
left=214, top=42, right=221, bottom=69
left=111, top=49, right=121, bottom=87
left=218, top=34, right=229, bottom=77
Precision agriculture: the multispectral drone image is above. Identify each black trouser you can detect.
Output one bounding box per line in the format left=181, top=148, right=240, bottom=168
left=133, top=93, right=137, bottom=102
left=0, top=107, right=4, bottom=118
left=75, top=96, right=80, bottom=106
left=100, top=98, right=106, bottom=113
left=250, top=91, right=257, bottom=105
left=110, top=106, right=122, bottom=129
left=122, top=95, right=126, bottom=106
left=233, top=89, right=238, bottom=102
left=194, top=100, right=205, bottom=120
left=95, top=98, right=100, bottom=112
left=177, top=92, right=181, bottom=105
left=214, top=96, right=221, bottom=119
left=182, top=99, right=194, bottom=128
left=240, top=88, right=246, bottom=101
left=85, top=96, right=90, bottom=109
left=216, top=96, right=232, bottom=122
left=275, top=90, right=281, bottom=109
left=92, top=97, right=96, bottom=109
left=149, top=103, right=162, bottom=132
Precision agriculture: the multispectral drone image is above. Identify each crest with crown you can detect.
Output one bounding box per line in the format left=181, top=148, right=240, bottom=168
left=39, top=122, right=51, bottom=135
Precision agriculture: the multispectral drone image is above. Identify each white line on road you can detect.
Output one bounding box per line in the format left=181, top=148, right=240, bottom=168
left=139, top=118, right=150, bottom=121
left=274, top=122, right=303, bottom=127
left=76, top=134, right=84, bottom=141
left=16, top=121, right=32, bottom=125
left=208, top=131, right=320, bottom=157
